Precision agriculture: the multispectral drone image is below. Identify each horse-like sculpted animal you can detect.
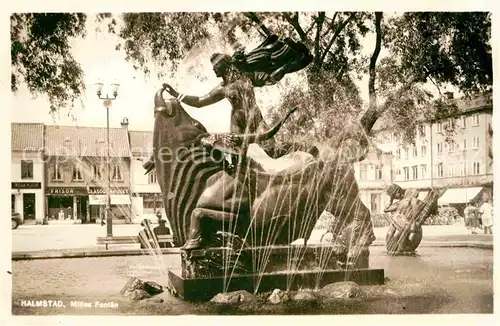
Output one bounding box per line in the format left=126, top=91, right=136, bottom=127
left=149, top=85, right=374, bottom=256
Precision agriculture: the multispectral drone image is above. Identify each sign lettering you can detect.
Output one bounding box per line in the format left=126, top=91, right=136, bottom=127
left=48, top=188, right=75, bottom=195
left=46, top=187, right=130, bottom=196
left=12, top=182, right=41, bottom=189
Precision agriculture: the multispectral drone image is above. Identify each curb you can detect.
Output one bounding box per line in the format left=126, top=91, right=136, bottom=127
left=11, top=241, right=492, bottom=260
left=12, top=248, right=180, bottom=261
left=370, top=240, right=493, bottom=249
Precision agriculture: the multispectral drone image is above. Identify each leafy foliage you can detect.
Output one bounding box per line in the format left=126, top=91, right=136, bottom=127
left=11, top=13, right=87, bottom=114
left=116, top=13, right=215, bottom=77
left=385, top=12, right=492, bottom=97
left=11, top=11, right=492, bottom=139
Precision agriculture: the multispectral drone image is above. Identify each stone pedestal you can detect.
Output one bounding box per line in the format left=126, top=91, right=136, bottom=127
left=169, top=244, right=382, bottom=301
left=180, top=244, right=369, bottom=279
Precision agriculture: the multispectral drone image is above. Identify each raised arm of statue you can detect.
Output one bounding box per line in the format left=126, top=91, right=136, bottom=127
left=163, top=83, right=225, bottom=108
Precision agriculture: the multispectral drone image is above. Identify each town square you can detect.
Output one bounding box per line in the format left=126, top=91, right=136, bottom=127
left=4, top=8, right=496, bottom=321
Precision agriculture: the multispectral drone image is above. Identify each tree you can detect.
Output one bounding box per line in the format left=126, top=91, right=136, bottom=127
left=11, top=13, right=87, bottom=114
left=11, top=12, right=492, bottom=139
left=368, top=12, right=492, bottom=144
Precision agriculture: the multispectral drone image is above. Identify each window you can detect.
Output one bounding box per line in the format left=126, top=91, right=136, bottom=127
left=421, top=145, right=427, bottom=157
left=413, top=146, right=418, bottom=157
left=418, top=125, right=426, bottom=138
left=370, top=193, right=381, bottom=214
left=472, top=136, right=480, bottom=149
left=92, top=164, right=102, bottom=181
left=437, top=123, right=443, bottom=133
left=112, top=165, right=123, bottom=181
left=72, top=165, right=83, bottom=181
left=52, top=163, right=63, bottom=181
left=448, top=141, right=456, bottom=153
left=460, top=162, right=467, bottom=176
left=21, top=160, right=34, bottom=179
left=437, top=142, right=443, bottom=155
left=375, top=166, right=383, bottom=180
left=360, top=165, right=367, bottom=180
left=448, top=164, right=455, bottom=177
left=403, top=167, right=410, bottom=180
left=461, top=139, right=467, bottom=151
left=461, top=116, right=467, bottom=128
left=472, top=113, right=480, bottom=126
left=420, top=164, right=427, bottom=178
left=473, top=162, right=480, bottom=175
left=437, top=163, right=444, bottom=177
left=11, top=194, right=15, bottom=211
left=412, top=166, right=418, bottom=180
left=395, top=148, right=401, bottom=160
left=148, top=171, right=157, bottom=184
left=404, top=148, right=409, bottom=160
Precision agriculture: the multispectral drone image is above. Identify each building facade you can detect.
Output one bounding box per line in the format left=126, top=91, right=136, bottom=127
left=353, top=147, right=393, bottom=214
left=370, top=92, right=493, bottom=209
left=44, top=125, right=132, bottom=223
left=128, top=130, right=163, bottom=219
left=11, top=123, right=46, bottom=224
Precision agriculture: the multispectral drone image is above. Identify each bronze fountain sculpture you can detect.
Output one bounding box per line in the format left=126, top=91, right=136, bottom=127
left=144, top=35, right=383, bottom=300
left=384, top=184, right=446, bottom=255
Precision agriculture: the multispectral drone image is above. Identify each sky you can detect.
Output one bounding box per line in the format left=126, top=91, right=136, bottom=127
left=11, top=13, right=389, bottom=133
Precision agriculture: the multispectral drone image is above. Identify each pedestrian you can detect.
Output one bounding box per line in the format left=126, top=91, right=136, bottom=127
left=479, top=198, right=493, bottom=234
left=464, top=202, right=479, bottom=235
left=155, top=210, right=162, bottom=224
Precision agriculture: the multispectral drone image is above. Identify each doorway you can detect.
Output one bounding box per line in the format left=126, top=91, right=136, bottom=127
left=79, top=196, right=88, bottom=223
left=23, top=193, right=36, bottom=220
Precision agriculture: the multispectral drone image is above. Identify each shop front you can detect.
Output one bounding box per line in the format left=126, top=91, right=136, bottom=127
left=131, top=192, right=164, bottom=218
left=46, top=186, right=131, bottom=224
left=46, top=187, right=88, bottom=223
left=88, top=187, right=132, bottom=223
left=11, top=182, right=44, bottom=224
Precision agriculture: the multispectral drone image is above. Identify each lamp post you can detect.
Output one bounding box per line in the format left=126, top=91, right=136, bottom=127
left=95, top=82, right=120, bottom=237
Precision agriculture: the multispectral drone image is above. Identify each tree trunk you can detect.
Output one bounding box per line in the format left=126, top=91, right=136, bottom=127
left=360, top=12, right=383, bottom=134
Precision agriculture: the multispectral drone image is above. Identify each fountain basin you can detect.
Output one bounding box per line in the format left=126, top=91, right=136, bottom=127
left=168, top=268, right=384, bottom=301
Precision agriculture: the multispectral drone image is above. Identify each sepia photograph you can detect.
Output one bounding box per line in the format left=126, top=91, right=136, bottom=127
left=2, top=2, right=496, bottom=322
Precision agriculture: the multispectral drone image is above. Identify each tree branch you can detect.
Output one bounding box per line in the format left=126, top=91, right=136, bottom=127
left=243, top=12, right=271, bottom=36
left=318, top=12, right=357, bottom=66
left=283, top=12, right=307, bottom=42
left=368, top=12, right=383, bottom=109
left=313, top=12, right=325, bottom=67
left=305, top=20, right=317, bottom=37
left=321, top=12, right=338, bottom=37
left=361, top=12, right=383, bottom=134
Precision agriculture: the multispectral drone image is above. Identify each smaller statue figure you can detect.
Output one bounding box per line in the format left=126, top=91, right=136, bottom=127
left=383, top=184, right=445, bottom=255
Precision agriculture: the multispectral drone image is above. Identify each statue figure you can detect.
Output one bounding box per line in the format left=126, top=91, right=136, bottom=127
left=157, top=34, right=316, bottom=168
left=384, top=184, right=445, bottom=255
left=145, top=35, right=381, bottom=272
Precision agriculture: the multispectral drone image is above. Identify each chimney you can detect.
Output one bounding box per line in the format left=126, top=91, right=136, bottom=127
left=121, top=117, right=129, bottom=129
left=444, top=91, right=454, bottom=100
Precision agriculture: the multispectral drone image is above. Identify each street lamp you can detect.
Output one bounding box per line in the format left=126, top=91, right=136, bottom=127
left=95, top=82, right=120, bottom=237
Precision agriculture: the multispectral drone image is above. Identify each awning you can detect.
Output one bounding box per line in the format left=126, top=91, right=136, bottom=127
left=438, top=187, right=483, bottom=205
left=111, top=195, right=131, bottom=205
left=89, top=195, right=131, bottom=205
left=89, top=195, right=106, bottom=205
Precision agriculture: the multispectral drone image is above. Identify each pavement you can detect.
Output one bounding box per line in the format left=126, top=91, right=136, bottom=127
left=11, top=222, right=493, bottom=260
